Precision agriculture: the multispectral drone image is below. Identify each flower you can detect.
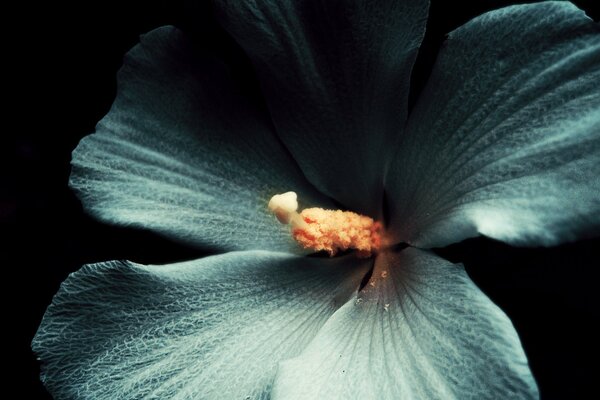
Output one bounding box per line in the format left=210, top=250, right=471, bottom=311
left=33, top=1, right=599, bottom=399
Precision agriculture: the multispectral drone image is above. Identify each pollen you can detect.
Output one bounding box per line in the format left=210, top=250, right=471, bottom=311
left=268, top=192, right=382, bottom=257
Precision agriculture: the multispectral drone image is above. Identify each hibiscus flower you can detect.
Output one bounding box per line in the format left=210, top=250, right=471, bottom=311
left=33, top=1, right=599, bottom=399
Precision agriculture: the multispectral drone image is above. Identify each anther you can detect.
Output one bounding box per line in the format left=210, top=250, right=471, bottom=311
left=269, top=192, right=381, bottom=257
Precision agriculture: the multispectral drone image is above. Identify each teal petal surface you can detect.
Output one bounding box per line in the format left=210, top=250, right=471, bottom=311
left=271, top=248, right=538, bottom=399
left=70, top=26, right=332, bottom=253
left=213, top=0, right=430, bottom=216
left=386, top=2, right=600, bottom=248
left=32, top=251, right=370, bottom=399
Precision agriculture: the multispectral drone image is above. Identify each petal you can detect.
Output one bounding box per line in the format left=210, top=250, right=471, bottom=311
left=70, top=26, right=333, bottom=253
left=271, top=248, right=537, bottom=400
left=32, top=251, right=370, bottom=399
left=213, top=0, right=430, bottom=216
left=385, top=2, right=600, bottom=248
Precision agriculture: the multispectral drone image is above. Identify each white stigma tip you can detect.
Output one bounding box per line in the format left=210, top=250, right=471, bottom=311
left=268, top=192, right=298, bottom=224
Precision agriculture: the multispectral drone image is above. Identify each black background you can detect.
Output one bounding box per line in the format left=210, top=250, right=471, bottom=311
left=7, top=1, right=600, bottom=399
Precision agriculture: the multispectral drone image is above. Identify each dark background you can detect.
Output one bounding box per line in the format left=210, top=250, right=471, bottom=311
left=6, top=1, right=599, bottom=398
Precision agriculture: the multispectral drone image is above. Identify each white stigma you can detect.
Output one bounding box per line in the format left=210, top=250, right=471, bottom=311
left=268, top=191, right=299, bottom=224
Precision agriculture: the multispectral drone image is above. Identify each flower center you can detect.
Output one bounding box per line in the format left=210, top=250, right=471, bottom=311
left=268, top=192, right=382, bottom=257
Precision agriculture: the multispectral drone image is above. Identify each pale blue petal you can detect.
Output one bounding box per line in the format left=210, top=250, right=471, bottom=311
left=386, top=2, right=600, bottom=248
left=213, top=0, right=430, bottom=216
left=271, top=248, right=538, bottom=400
left=70, top=26, right=333, bottom=253
left=32, top=251, right=370, bottom=399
